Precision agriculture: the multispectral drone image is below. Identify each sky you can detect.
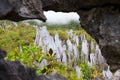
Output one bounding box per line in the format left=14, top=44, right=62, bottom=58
left=33, top=11, right=80, bottom=24
left=44, top=11, right=79, bottom=24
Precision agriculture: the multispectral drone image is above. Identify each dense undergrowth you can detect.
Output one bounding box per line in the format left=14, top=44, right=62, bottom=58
left=0, top=20, right=102, bottom=80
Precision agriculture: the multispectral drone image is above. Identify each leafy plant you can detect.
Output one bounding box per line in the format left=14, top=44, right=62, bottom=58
left=6, top=46, right=44, bottom=68
left=80, top=62, right=94, bottom=80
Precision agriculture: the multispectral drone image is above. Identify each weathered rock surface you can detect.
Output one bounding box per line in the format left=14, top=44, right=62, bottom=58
left=42, top=0, right=120, bottom=12
left=0, top=50, right=67, bottom=80
left=0, top=0, right=120, bottom=71
left=78, top=7, right=120, bottom=71
left=39, top=74, right=67, bottom=80
left=0, top=49, right=7, bottom=59
left=113, top=69, right=120, bottom=80
left=0, top=60, right=38, bottom=80
left=0, top=0, right=46, bottom=21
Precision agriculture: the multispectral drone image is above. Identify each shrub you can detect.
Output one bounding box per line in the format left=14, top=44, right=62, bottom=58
left=80, top=62, right=94, bottom=80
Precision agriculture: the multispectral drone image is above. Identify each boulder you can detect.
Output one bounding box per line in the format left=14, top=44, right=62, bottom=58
left=0, top=60, right=38, bottom=80
left=0, top=59, right=67, bottom=80
left=0, top=49, right=67, bottom=80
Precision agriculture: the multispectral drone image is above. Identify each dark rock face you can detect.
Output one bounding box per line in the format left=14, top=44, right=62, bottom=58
left=39, top=74, right=67, bottom=80
left=0, top=60, right=67, bottom=80
left=0, top=49, right=7, bottom=59
left=0, top=50, right=67, bottom=80
left=78, top=7, right=120, bottom=71
left=0, top=0, right=46, bottom=21
left=0, top=0, right=120, bottom=71
left=42, top=0, right=120, bottom=12
left=0, top=60, right=38, bottom=80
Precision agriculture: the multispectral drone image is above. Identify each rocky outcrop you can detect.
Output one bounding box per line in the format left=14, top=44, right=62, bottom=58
left=0, top=50, right=67, bottom=80
left=0, top=0, right=46, bottom=21
left=78, top=7, right=120, bottom=71
left=0, top=0, right=120, bottom=71
left=0, top=60, right=67, bottom=80
left=39, top=74, right=67, bottom=80
left=0, top=60, right=38, bottom=80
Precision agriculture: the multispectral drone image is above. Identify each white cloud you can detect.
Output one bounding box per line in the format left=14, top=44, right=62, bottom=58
left=44, top=11, right=79, bottom=24
left=25, top=11, right=80, bottom=24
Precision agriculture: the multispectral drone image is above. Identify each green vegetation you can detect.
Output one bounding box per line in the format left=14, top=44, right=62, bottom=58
left=5, top=45, right=94, bottom=80
left=80, top=62, right=94, bottom=80
left=0, top=21, right=36, bottom=52
left=0, top=20, right=93, bottom=52
left=28, top=20, right=81, bottom=30
left=0, top=20, right=99, bottom=80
